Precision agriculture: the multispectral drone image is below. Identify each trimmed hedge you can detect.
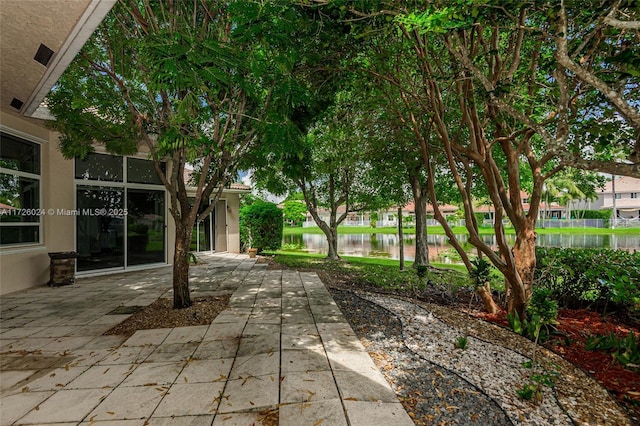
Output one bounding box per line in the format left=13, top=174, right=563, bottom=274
left=570, top=209, right=612, bottom=220
left=240, top=201, right=283, bottom=253
left=535, top=247, right=640, bottom=314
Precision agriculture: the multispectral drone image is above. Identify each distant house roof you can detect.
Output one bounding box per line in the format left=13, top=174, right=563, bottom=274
left=601, top=176, right=640, bottom=194
left=401, top=201, right=458, bottom=214
left=183, top=167, right=251, bottom=192
left=0, top=202, right=16, bottom=211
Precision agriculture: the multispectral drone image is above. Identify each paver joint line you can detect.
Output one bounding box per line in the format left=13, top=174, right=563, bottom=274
left=0, top=253, right=411, bottom=426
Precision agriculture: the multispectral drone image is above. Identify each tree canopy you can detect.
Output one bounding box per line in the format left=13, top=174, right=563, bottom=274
left=47, top=0, right=302, bottom=308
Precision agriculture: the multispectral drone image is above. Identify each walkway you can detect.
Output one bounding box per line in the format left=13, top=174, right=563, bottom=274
left=0, top=253, right=413, bottom=425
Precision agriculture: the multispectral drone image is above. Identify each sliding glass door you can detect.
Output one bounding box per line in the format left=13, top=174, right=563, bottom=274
left=75, top=153, right=167, bottom=273
left=127, top=189, right=165, bottom=266
left=76, top=186, right=125, bottom=271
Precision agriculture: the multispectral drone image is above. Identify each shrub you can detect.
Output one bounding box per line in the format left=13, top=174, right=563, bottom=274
left=570, top=209, right=612, bottom=220
left=508, top=287, right=559, bottom=343
left=469, top=257, right=492, bottom=288
left=535, top=247, right=640, bottom=315
left=128, top=223, right=149, bottom=235
left=239, top=201, right=283, bottom=253
left=586, top=332, right=640, bottom=371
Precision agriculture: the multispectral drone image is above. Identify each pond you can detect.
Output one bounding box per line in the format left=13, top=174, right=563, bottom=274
left=283, top=233, right=640, bottom=262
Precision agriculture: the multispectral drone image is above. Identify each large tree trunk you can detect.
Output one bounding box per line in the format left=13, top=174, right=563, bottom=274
left=508, top=226, right=537, bottom=317
left=172, top=222, right=194, bottom=309
left=324, top=225, right=340, bottom=260
left=410, top=174, right=429, bottom=267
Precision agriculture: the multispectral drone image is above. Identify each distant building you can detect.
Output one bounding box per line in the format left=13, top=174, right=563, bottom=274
left=302, top=202, right=458, bottom=227
left=590, top=176, right=640, bottom=220
left=474, top=191, right=566, bottom=222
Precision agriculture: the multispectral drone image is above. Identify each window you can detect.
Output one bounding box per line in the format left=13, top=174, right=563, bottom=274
left=632, top=193, right=638, bottom=199
left=0, top=132, right=41, bottom=245
left=615, top=193, right=622, bottom=199
left=75, top=153, right=123, bottom=181
left=127, top=157, right=165, bottom=185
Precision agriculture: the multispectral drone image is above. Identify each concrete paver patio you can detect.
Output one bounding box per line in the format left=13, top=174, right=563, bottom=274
left=0, top=253, right=413, bottom=425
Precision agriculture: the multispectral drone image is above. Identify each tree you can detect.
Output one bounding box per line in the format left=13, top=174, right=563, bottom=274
left=553, top=0, right=640, bottom=175
left=282, top=200, right=307, bottom=227
left=542, top=169, right=605, bottom=220
left=312, top=0, right=637, bottom=315
left=47, top=1, right=295, bottom=308
left=261, top=89, right=386, bottom=259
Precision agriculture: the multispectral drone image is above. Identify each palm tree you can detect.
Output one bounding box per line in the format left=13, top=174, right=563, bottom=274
left=543, top=172, right=587, bottom=220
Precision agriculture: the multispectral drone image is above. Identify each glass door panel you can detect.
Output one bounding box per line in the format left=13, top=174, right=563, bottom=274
left=127, top=189, right=165, bottom=266
left=190, top=201, right=212, bottom=252
left=76, top=186, right=124, bottom=271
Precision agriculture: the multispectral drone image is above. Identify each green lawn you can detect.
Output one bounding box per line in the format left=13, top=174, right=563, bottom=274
left=263, top=250, right=472, bottom=291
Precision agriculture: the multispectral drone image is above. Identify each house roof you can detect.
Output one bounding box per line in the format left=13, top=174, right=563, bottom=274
left=0, top=202, right=16, bottom=210
left=0, top=0, right=116, bottom=117
left=401, top=201, right=458, bottom=214
left=601, top=176, right=640, bottom=194
left=183, top=167, right=251, bottom=193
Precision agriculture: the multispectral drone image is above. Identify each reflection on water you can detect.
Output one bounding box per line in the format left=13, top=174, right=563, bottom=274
left=283, top=233, right=640, bottom=262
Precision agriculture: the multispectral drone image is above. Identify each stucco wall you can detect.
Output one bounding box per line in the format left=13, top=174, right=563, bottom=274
left=0, top=111, right=73, bottom=294
left=225, top=194, right=241, bottom=253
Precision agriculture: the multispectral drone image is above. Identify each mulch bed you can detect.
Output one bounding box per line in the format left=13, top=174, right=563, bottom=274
left=473, top=308, right=640, bottom=421
left=104, top=295, right=230, bottom=338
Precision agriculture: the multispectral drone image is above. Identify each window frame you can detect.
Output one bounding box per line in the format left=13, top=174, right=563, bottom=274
left=0, top=128, right=44, bottom=248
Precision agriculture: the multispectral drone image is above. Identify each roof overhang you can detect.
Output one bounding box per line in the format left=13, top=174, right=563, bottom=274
left=0, top=0, right=116, bottom=118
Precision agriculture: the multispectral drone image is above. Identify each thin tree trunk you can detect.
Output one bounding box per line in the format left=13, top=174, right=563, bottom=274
left=172, top=223, right=193, bottom=309
left=477, top=283, right=500, bottom=314
left=398, top=206, right=404, bottom=271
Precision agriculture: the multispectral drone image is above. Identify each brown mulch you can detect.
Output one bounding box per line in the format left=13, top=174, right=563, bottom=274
left=473, top=307, right=640, bottom=421
left=104, top=295, right=230, bottom=338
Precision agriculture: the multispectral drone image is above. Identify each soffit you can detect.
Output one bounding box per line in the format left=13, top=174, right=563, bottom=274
left=0, top=0, right=115, bottom=117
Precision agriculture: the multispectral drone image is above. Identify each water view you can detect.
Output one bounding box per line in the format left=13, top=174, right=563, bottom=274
left=283, top=233, right=640, bottom=262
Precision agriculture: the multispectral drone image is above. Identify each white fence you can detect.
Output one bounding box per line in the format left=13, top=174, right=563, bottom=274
left=303, top=218, right=640, bottom=229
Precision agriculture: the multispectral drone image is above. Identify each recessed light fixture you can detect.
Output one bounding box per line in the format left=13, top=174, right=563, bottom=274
left=10, top=98, right=24, bottom=110
left=34, top=43, right=54, bottom=66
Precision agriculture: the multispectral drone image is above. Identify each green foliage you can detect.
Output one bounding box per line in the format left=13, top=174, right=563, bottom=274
left=187, top=252, right=198, bottom=265
left=240, top=201, right=283, bottom=252
left=527, top=288, right=559, bottom=326
left=535, top=248, right=640, bottom=315
left=280, top=242, right=305, bottom=251
left=415, top=264, right=430, bottom=279
left=516, top=384, right=540, bottom=402
left=282, top=200, right=307, bottom=227
left=454, top=336, right=468, bottom=350
left=586, top=332, right=640, bottom=371
left=570, top=210, right=612, bottom=220
left=469, top=257, right=492, bottom=288
left=507, top=288, right=559, bottom=343
left=516, top=366, right=559, bottom=402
